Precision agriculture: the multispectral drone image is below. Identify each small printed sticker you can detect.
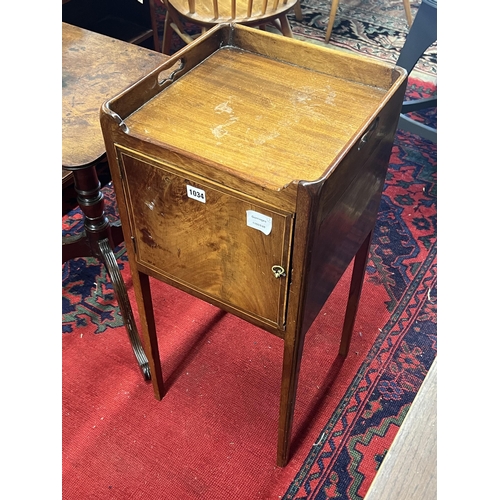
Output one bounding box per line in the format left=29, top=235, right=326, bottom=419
left=187, top=185, right=206, bottom=203
left=246, top=210, right=272, bottom=235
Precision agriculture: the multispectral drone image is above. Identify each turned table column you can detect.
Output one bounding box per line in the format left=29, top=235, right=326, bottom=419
left=62, top=22, right=169, bottom=379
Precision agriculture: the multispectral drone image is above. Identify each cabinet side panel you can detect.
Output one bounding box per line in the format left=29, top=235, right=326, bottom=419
left=300, top=86, right=406, bottom=334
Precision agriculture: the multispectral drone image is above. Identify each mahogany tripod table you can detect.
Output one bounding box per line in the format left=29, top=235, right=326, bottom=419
left=101, top=24, right=407, bottom=466
left=62, top=22, right=169, bottom=379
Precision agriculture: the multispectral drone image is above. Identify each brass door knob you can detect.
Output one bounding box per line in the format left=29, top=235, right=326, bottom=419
left=272, top=265, right=286, bottom=278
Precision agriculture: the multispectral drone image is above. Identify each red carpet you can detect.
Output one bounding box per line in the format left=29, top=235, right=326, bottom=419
left=63, top=260, right=353, bottom=497
left=63, top=257, right=432, bottom=499
left=62, top=76, right=436, bottom=499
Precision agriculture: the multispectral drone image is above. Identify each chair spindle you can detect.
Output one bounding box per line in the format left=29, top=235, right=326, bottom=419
left=247, top=0, right=254, bottom=17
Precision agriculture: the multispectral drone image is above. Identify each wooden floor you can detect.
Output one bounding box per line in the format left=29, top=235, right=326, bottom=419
left=364, top=358, right=437, bottom=500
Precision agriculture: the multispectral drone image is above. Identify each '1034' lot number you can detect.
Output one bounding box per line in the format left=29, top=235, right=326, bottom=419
left=187, top=185, right=206, bottom=203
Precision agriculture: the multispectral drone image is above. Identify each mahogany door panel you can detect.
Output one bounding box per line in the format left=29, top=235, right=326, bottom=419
left=118, top=151, right=294, bottom=328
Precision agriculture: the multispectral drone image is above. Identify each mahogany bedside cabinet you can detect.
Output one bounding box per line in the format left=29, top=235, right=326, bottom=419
left=100, top=24, right=407, bottom=467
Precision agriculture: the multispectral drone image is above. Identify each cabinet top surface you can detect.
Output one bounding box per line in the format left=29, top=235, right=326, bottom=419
left=124, top=46, right=390, bottom=190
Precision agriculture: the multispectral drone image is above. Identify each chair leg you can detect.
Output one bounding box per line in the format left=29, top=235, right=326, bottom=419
left=163, top=8, right=194, bottom=52
left=161, top=11, right=174, bottom=54
left=269, top=19, right=282, bottom=33
left=294, top=2, right=303, bottom=22
left=402, top=0, right=413, bottom=27
left=278, top=14, right=294, bottom=37
left=325, top=0, right=340, bottom=43
left=148, top=0, right=161, bottom=51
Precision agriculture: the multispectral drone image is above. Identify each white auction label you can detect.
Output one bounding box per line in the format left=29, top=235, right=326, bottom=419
left=246, top=210, right=272, bottom=235
left=186, top=185, right=206, bottom=203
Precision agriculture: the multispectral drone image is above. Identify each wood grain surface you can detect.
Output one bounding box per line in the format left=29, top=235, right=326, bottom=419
left=62, top=22, right=168, bottom=168
left=119, top=151, right=294, bottom=329
left=124, top=47, right=388, bottom=191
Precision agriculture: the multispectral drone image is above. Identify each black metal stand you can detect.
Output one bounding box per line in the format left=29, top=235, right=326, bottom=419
left=397, top=0, right=437, bottom=143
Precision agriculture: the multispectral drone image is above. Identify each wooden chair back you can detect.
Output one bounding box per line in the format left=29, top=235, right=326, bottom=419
left=181, top=0, right=294, bottom=20
left=161, top=0, right=300, bottom=53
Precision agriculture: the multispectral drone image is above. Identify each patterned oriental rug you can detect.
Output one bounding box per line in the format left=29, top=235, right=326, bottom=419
left=63, top=2, right=437, bottom=498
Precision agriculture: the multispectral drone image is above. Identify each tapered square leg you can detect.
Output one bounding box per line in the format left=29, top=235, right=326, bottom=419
left=276, top=330, right=306, bottom=467
left=133, top=270, right=165, bottom=399
left=339, top=230, right=373, bottom=357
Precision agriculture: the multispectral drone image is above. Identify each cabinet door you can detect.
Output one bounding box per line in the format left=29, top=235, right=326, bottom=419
left=118, top=151, right=293, bottom=329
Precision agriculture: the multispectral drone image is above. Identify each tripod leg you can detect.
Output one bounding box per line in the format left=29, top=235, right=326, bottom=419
left=98, top=238, right=151, bottom=381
